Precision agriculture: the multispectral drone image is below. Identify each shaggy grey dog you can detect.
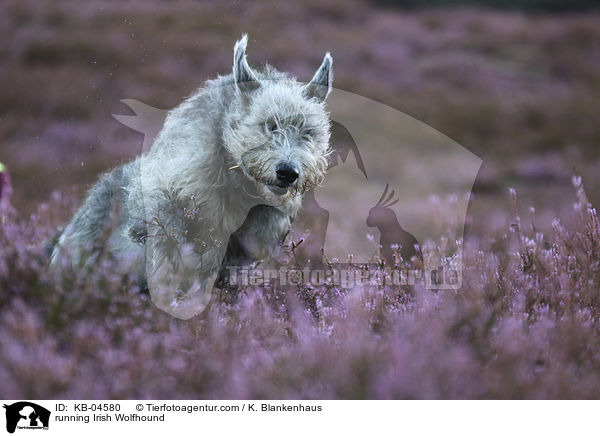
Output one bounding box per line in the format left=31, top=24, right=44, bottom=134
left=51, top=35, right=333, bottom=319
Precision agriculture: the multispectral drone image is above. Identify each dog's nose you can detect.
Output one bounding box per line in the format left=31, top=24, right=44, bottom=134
left=275, top=162, right=299, bottom=185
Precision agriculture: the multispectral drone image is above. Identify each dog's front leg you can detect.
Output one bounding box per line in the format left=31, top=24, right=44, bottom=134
left=216, top=205, right=291, bottom=292
left=145, top=239, right=226, bottom=319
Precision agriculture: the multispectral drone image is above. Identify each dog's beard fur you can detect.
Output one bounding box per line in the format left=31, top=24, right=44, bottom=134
left=240, top=140, right=329, bottom=199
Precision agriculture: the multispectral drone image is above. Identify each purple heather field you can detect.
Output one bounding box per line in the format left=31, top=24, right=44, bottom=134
left=2, top=0, right=600, bottom=399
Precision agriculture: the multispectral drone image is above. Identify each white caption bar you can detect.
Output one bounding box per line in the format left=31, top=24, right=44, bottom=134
left=1, top=400, right=597, bottom=435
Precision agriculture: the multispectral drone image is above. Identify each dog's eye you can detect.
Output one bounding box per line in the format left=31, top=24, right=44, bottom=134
left=303, top=129, right=315, bottom=139
left=267, top=121, right=278, bottom=133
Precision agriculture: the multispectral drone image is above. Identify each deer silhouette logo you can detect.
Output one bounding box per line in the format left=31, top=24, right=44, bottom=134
left=366, top=184, right=422, bottom=266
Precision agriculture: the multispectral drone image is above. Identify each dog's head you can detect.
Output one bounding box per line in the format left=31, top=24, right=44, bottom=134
left=223, top=35, right=333, bottom=200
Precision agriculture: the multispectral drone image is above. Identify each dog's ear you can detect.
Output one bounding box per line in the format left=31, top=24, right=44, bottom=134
left=233, top=34, right=260, bottom=92
left=304, top=53, right=333, bottom=102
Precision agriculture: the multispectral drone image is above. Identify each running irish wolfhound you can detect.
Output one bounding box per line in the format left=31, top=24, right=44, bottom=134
left=51, top=35, right=333, bottom=319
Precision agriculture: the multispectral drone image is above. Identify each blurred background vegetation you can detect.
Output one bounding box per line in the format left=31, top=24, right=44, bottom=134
left=372, top=0, right=600, bottom=12
left=1, top=0, right=599, bottom=235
